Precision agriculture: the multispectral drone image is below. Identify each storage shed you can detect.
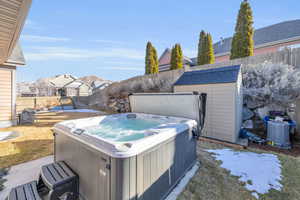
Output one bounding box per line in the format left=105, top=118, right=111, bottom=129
left=174, top=65, right=243, bottom=143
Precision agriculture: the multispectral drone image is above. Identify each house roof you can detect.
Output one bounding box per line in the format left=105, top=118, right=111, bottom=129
left=49, top=74, right=77, bottom=87
left=174, top=65, right=240, bottom=86
left=5, top=42, right=26, bottom=65
left=64, top=80, right=90, bottom=89
left=159, top=48, right=193, bottom=66
left=0, top=0, right=32, bottom=64
left=91, top=80, right=112, bottom=88
left=213, top=19, right=300, bottom=55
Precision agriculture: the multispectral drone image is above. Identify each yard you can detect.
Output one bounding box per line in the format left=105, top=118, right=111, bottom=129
left=0, top=111, right=102, bottom=169
left=1, top=113, right=300, bottom=199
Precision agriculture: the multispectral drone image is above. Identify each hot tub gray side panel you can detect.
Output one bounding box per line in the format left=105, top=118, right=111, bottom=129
left=136, top=129, right=197, bottom=200
left=110, top=157, right=137, bottom=200
left=110, top=129, right=197, bottom=200
left=55, top=132, right=111, bottom=200
left=55, top=129, right=197, bottom=200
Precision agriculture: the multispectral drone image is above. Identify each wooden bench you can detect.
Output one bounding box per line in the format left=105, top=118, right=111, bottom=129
left=6, top=181, right=41, bottom=200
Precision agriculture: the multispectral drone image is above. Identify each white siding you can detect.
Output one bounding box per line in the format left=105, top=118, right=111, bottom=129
left=174, top=82, right=238, bottom=143
left=0, top=67, right=13, bottom=122
left=78, top=84, right=91, bottom=96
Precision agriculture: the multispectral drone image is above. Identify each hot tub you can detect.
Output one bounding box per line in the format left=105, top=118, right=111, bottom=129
left=54, top=113, right=198, bottom=200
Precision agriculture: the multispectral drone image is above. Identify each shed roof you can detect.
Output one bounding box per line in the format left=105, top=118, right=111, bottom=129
left=174, top=65, right=240, bottom=86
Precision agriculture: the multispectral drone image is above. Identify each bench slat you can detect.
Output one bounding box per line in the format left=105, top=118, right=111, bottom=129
left=30, top=182, right=41, bottom=200
left=8, top=189, right=17, bottom=200
left=24, top=183, right=34, bottom=200
left=42, top=166, right=56, bottom=186
left=53, top=162, right=68, bottom=178
left=47, top=164, right=62, bottom=181
left=58, top=161, right=75, bottom=177
left=15, top=186, right=25, bottom=200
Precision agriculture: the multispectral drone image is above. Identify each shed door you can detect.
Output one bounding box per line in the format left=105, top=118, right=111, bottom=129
left=0, top=68, right=12, bottom=121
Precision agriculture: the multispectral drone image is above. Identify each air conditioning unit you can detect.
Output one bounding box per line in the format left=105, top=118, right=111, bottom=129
left=267, top=121, right=291, bottom=149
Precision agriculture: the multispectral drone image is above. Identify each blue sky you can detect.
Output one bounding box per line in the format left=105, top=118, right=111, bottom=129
left=18, top=0, right=300, bottom=82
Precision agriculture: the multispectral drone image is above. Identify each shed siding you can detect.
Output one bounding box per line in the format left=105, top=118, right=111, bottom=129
left=174, top=83, right=237, bottom=142
left=0, top=67, right=12, bottom=121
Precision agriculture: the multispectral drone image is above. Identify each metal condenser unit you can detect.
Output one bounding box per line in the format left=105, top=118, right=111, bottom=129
left=267, top=121, right=291, bottom=149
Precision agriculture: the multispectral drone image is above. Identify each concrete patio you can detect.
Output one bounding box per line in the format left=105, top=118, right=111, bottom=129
left=0, top=156, right=53, bottom=199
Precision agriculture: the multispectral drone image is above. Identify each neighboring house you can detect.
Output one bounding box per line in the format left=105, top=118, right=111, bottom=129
left=17, top=84, right=37, bottom=97
left=210, top=19, right=300, bottom=63
left=159, top=19, right=300, bottom=72
left=49, top=74, right=77, bottom=96
left=0, top=0, right=32, bottom=128
left=91, top=80, right=112, bottom=93
left=17, top=74, right=97, bottom=97
left=49, top=74, right=77, bottom=88
left=158, top=48, right=194, bottom=72
left=61, top=80, right=91, bottom=97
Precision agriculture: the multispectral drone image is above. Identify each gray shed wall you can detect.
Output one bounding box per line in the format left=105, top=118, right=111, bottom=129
left=174, top=79, right=242, bottom=143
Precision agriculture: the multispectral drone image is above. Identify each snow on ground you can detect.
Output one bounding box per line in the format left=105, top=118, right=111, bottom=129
left=165, top=162, right=199, bottom=200
left=207, top=149, right=282, bottom=198
left=0, top=132, right=13, bottom=141
left=55, top=109, right=101, bottom=113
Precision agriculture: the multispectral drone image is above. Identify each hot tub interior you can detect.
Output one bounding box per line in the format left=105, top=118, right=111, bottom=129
left=84, top=114, right=190, bottom=142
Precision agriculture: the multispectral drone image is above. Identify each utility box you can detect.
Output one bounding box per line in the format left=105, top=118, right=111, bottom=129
left=267, top=121, right=291, bottom=149
left=19, top=109, right=35, bottom=124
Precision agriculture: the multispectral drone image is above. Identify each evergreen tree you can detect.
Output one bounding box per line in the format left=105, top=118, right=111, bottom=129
left=171, top=44, right=183, bottom=70
left=197, top=30, right=206, bottom=65
left=206, top=33, right=215, bottom=64
left=170, top=46, right=176, bottom=70
left=145, top=42, right=152, bottom=74
left=198, top=31, right=215, bottom=65
left=230, top=0, right=254, bottom=59
left=145, top=42, right=159, bottom=74
left=151, top=46, right=159, bottom=74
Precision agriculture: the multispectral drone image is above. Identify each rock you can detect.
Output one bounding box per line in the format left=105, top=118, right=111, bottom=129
left=243, top=106, right=254, bottom=120
left=242, top=120, right=254, bottom=129
left=108, top=101, right=117, bottom=108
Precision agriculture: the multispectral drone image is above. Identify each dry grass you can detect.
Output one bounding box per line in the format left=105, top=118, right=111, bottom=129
left=0, top=111, right=101, bottom=169
left=178, top=141, right=300, bottom=200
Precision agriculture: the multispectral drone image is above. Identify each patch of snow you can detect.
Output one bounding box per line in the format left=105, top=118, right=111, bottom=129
left=55, top=109, right=101, bottom=113
left=0, top=132, right=14, bottom=141
left=207, top=149, right=282, bottom=198
left=165, top=162, right=199, bottom=200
